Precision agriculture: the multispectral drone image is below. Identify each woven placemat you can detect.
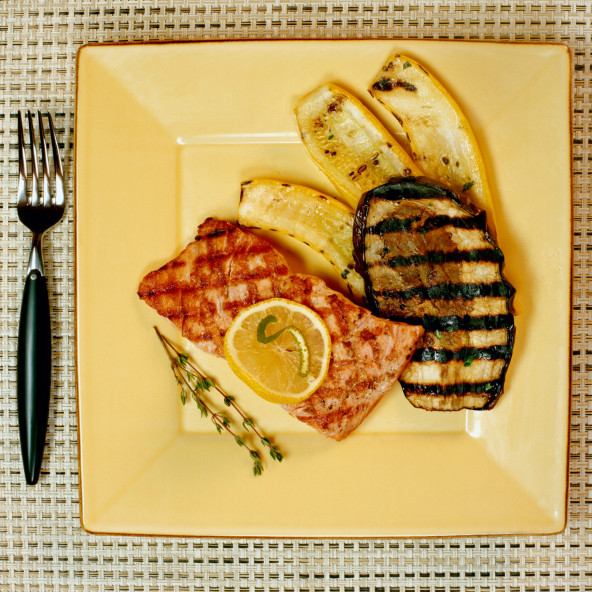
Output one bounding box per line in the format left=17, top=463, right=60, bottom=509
left=1, top=1, right=589, bottom=590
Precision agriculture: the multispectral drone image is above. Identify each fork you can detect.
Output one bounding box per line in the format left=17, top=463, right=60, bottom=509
left=17, top=111, right=64, bottom=485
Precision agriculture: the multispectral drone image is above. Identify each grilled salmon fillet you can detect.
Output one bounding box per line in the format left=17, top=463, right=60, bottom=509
left=138, top=218, right=424, bottom=440
left=354, top=177, right=515, bottom=410
left=279, top=273, right=423, bottom=440
left=138, top=217, right=290, bottom=356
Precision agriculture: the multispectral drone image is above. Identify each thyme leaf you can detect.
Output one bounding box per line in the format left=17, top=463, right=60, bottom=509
left=464, top=354, right=477, bottom=367
left=154, top=326, right=284, bottom=476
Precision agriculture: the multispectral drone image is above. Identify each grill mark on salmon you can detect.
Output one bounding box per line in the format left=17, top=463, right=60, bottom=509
left=138, top=218, right=424, bottom=439
left=354, top=177, right=515, bottom=411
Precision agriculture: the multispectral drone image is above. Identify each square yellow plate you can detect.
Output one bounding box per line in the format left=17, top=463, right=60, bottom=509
left=75, top=40, right=571, bottom=537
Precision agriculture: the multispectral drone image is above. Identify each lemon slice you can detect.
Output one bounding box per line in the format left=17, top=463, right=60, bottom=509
left=224, top=298, right=332, bottom=404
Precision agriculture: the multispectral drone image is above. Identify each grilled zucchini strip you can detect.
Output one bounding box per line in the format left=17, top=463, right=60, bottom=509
left=295, top=83, right=421, bottom=209
left=369, top=55, right=496, bottom=232
left=238, top=179, right=365, bottom=300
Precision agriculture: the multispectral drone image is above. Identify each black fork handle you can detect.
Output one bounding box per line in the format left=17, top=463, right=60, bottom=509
left=17, top=270, right=51, bottom=485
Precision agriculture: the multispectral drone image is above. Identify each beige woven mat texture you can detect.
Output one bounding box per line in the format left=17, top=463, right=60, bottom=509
left=0, top=0, right=589, bottom=590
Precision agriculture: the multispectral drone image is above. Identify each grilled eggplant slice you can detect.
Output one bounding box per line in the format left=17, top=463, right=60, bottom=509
left=238, top=179, right=364, bottom=300
left=368, top=55, right=496, bottom=233
left=353, top=177, right=515, bottom=410
left=295, top=83, right=421, bottom=208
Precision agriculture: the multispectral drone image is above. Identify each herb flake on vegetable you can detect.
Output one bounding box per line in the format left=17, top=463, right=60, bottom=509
left=464, top=354, right=477, bottom=367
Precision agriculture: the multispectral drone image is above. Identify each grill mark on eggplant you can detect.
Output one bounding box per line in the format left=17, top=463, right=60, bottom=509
left=375, top=246, right=504, bottom=269
left=367, top=212, right=486, bottom=236
left=393, top=314, right=514, bottom=332
left=412, top=344, right=513, bottom=363
left=366, top=178, right=460, bottom=202
left=354, top=176, right=515, bottom=411
left=373, top=280, right=515, bottom=301
left=400, top=379, right=503, bottom=397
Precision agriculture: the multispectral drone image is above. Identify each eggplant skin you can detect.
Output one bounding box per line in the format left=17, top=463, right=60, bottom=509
left=353, top=176, right=515, bottom=411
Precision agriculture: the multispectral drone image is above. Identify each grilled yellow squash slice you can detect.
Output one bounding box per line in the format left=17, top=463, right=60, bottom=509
left=238, top=179, right=364, bottom=300
left=369, top=54, right=496, bottom=232
left=294, top=83, right=421, bottom=208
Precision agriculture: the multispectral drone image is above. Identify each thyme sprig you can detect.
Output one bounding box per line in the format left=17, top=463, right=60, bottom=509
left=154, top=327, right=283, bottom=475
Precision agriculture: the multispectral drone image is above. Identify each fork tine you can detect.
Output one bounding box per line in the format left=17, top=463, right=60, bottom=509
left=47, top=112, right=64, bottom=208
left=37, top=111, right=51, bottom=207
left=26, top=111, right=39, bottom=207
left=17, top=112, right=28, bottom=207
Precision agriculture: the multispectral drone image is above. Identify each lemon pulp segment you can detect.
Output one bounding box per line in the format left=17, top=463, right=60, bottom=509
left=224, top=299, right=331, bottom=404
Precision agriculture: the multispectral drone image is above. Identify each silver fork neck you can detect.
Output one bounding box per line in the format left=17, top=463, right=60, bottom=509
left=27, top=232, right=44, bottom=276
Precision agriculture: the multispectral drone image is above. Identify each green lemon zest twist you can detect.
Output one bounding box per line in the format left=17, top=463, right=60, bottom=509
left=256, top=315, right=310, bottom=377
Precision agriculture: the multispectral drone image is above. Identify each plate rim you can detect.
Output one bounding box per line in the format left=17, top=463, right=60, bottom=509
left=73, top=37, right=573, bottom=538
